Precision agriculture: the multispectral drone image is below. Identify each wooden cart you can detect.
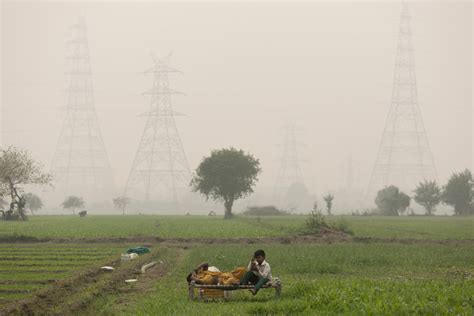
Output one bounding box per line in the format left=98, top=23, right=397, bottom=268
left=188, top=280, right=282, bottom=301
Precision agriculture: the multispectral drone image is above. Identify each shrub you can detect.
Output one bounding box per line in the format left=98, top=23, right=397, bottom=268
left=243, top=205, right=287, bottom=216
left=332, top=217, right=354, bottom=235
left=304, top=210, right=327, bottom=234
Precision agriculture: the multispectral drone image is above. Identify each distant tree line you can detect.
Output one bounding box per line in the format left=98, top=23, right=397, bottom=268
left=375, top=169, right=474, bottom=216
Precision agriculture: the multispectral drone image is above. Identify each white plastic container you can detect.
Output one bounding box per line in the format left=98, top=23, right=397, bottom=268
left=121, top=253, right=139, bottom=261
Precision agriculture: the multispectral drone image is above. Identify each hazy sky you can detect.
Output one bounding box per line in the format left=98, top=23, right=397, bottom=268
left=1, top=1, right=473, bottom=201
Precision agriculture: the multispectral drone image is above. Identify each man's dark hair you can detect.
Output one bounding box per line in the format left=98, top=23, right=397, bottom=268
left=254, top=249, right=265, bottom=257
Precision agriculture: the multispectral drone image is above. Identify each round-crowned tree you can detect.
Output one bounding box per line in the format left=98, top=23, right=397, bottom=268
left=442, top=169, right=474, bottom=215
left=191, top=148, right=261, bottom=219
left=62, top=196, right=84, bottom=215
left=414, top=180, right=442, bottom=215
left=375, top=185, right=411, bottom=216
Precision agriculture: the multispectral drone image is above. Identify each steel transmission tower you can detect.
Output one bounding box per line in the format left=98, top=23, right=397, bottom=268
left=367, top=3, right=437, bottom=199
left=123, top=55, right=191, bottom=205
left=51, top=18, right=114, bottom=203
left=273, top=124, right=305, bottom=207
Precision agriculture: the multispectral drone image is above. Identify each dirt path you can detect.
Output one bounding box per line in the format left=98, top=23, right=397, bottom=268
left=79, top=247, right=187, bottom=315
left=2, top=232, right=473, bottom=246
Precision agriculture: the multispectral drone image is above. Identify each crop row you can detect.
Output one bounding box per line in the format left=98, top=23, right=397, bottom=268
left=0, top=262, right=88, bottom=267
left=1, top=272, right=70, bottom=282
left=0, top=284, right=46, bottom=292
left=0, top=256, right=112, bottom=262
left=0, top=243, right=129, bottom=305
left=0, top=250, right=119, bottom=255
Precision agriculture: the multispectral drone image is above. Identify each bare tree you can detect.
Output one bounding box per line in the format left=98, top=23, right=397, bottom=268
left=113, top=196, right=130, bottom=215
left=0, top=146, right=51, bottom=220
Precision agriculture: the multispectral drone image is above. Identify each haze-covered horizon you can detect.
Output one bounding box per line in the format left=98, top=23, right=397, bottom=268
left=1, top=1, right=473, bottom=213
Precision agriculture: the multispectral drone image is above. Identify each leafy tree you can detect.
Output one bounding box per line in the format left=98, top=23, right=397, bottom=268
left=191, top=148, right=261, bottom=219
left=0, top=198, right=7, bottom=209
left=397, top=192, right=411, bottom=216
left=414, top=180, right=442, bottom=215
left=23, top=193, right=43, bottom=215
left=323, top=193, right=334, bottom=215
left=61, top=196, right=84, bottom=215
left=442, top=169, right=474, bottom=215
left=0, top=198, right=7, bottom=220
left=0, top=146, right=51, bottom=220
left=113, top=196, right=130, bottom=215
left=375, top=186, right=411, bottom=216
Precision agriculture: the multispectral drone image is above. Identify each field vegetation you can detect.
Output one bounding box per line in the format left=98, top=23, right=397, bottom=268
left=0, top=215, right=473, bottom=315
left=86, top=243, right=474, bottom=315
left=0, top=244, right=126, bottom=305
left=0, top=215, right=473, bottom=240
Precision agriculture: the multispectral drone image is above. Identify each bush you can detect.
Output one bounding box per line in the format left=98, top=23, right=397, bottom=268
left=243, top=205, right=287, bottom=216
left=304, top=210, right=327, bottom=234
left=332, top=217, right=354, bottom=235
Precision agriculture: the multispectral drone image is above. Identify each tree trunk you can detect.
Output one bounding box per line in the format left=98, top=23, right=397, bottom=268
left=454, top=203, right=468, bottom=215
left=426, top=207, right=432, bottom=216
left=224, top=199, right=234, bottom=219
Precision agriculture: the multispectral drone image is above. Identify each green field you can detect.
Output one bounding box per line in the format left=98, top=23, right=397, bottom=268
left=0, top=244, right=128, bottom=304
left=0, top=215, right=473, bottom=315
left=86, top=243, right=474, bottom=315
left=1, top=215, right=473, bottom=240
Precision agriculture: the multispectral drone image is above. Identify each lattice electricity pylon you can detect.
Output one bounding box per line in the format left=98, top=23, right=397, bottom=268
left=367, top=3, right=437, bottom=200
left=123, top=55, right=191, bottom=205
left=273, top=123, right=306, bottom=208
left=51, top=17, right=114, bottom=203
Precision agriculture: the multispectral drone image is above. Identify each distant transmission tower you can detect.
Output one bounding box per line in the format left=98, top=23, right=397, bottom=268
left=367, top=3, right=437, bottom=199
left=123, top=55, right=191, bottom=205
left=51, top=18, right=113, bottom=203
left=273, top=124, right=305, bottom=207
left=344, top=156, right=355, bottom=191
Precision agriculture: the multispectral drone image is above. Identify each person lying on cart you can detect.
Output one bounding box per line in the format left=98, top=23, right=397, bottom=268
left=187, top=262, right=246, bottom=285
left=240, top=249, right=272, bottom=295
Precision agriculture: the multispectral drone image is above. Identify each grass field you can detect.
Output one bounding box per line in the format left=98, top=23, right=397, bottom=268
left=0, top=215, right=473, bottom=240
left=85, top=243, right=474, bottom=315
left=0, top=215, right=473, bottom=315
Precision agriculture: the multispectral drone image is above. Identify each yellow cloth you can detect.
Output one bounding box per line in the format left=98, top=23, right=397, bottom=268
left=194, top=267, right=246, bottom=285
